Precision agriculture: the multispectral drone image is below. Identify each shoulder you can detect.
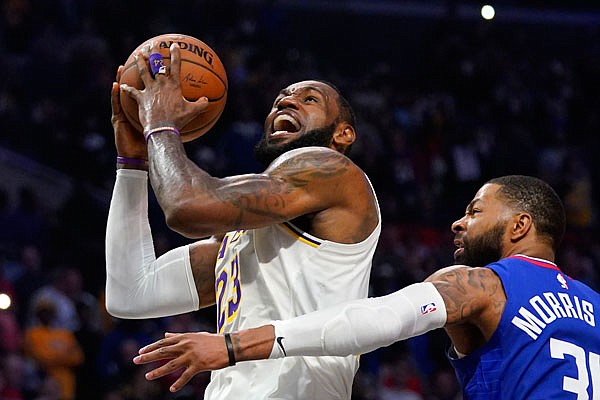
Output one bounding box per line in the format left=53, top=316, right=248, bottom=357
left=426, top=265, right=506, bottom=325
left=264, top=147, right=368, bottom=191
left=427, top=265, right=500, bottom=287
left=266, top=147, right=359, bottom=174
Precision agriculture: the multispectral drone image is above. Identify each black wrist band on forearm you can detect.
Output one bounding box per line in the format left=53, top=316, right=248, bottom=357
left=224, top=333, right=236, bottom=366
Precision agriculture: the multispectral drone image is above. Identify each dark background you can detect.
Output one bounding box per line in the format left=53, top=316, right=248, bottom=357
left=1, top=1, right=599, bottom=399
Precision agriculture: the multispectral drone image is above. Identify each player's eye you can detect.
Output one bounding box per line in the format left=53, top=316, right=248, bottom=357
left=304, top=96, right=318, bottom=102
left=465, top=207, right=480, bottom=216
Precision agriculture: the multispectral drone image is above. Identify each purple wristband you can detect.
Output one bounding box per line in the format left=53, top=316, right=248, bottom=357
left=116, top=156, right=147, bottom=166
left=149, top=52, right=164, bottom=77
left=143, top=126, right=181, bottom=141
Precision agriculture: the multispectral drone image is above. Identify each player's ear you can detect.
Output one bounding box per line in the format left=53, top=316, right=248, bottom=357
left=510, top=212, right=533, bottom=242
left=331, top=123, right=355, bottom=153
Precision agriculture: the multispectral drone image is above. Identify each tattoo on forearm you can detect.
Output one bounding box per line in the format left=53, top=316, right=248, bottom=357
left=232, top=333, right=242, bottom=361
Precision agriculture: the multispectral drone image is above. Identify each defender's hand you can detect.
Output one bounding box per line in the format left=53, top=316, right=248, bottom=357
left=133, top=332, right=229, bottom=393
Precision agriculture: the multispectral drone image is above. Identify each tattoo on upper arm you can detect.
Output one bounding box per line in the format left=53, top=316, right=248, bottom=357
left=435, top=268, right=504, bottom=324
left=272, top=151, right=351, bottom=187
left=152, top=144, right=354, bottom=228
left=221, top=151, right=352, bottom=224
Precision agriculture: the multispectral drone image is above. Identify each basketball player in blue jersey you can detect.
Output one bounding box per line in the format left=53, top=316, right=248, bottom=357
left=105, top=42, right=381, bottom=399
left=133, top=175, right=600, bottom=399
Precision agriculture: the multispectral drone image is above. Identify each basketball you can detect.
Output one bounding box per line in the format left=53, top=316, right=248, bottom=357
left=119, top=33, right=228, bottom=142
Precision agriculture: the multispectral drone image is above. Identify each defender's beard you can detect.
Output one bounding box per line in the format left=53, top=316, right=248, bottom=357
left=455, top=221, right=506, bottom=268
left=253, top=123, right=336, bottom=167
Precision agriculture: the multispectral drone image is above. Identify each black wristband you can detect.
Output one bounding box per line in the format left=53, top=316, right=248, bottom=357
left=224, top=333, right=236, bottom=366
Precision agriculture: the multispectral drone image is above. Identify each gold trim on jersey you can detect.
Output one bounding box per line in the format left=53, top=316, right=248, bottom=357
left=280, top=222, right=321, bottom=248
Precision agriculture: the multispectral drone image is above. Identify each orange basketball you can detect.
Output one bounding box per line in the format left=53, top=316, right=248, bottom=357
left=119, top=33, right=228, bottom=142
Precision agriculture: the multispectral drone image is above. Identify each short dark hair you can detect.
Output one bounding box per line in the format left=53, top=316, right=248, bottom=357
left=487, top=175, right=566, bottom=251
left=315, top=80, right=356, bottom=155
left=316, top=80, right=356, bottom=127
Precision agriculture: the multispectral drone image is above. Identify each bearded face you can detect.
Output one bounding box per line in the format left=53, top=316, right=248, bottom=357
left=253, top=123, right=336, bottom=167
left=454, top=220, right=507, bottom=268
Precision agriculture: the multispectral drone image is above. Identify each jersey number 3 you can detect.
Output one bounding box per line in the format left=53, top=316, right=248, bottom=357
left=550, top=337, right=600, bottom=399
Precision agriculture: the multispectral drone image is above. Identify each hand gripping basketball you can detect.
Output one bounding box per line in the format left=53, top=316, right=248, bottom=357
left=120, top=42, right=212, bottom=141
left=119, top=33, right=228, bottom=142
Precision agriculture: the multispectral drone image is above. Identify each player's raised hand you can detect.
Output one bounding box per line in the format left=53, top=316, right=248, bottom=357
left=119, top=41, right=209, bottom=134
left=111, top=65, right=147, bottom=161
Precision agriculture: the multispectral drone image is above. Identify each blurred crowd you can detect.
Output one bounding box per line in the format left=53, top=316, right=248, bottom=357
left=1, top=0, right=599, bottom=399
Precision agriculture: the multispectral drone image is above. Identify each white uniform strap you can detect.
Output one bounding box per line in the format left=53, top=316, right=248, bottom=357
left=105, top=169, right=199, bottom=318
left=269, top=282, right=446, bottom=357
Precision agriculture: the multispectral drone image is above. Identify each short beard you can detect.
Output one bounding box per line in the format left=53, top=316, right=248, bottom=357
left=253, top=123, right=336, bottom=167
left=455, top=221, right=506, bottom=268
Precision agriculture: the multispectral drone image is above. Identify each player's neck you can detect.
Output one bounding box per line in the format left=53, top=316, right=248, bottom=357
left=502, top=243, right=555, bottom=263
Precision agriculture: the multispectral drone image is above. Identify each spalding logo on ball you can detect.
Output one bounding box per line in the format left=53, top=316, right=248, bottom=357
left=119, top=33, right=228, bottom=142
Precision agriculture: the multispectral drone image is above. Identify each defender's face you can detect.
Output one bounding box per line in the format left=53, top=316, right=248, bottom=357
left=451, top=184, right=510, bottom=267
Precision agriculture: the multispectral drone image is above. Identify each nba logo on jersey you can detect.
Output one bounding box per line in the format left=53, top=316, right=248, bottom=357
left=421, top=303, right=437, bottom=315
left=557, top=273, right=569, bottom=289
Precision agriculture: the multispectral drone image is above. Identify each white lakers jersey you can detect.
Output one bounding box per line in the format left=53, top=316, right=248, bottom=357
left=205, top=193, right=381, bottom=399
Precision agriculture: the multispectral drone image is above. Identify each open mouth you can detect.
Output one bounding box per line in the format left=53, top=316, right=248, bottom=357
left=454, top=247, right=464, bottom=259
left=272, top=114, right=300, bottom=135
left=453, top=239, right=464, bottom=259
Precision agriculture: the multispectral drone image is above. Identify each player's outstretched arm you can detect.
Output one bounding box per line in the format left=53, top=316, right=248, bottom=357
left=133, top=327, right=275, bottom=393
left=133, top=281, right=448, bottom=392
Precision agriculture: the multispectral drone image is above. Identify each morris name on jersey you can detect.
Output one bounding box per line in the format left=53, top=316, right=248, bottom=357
left=512, top=291, right=595, bottom=340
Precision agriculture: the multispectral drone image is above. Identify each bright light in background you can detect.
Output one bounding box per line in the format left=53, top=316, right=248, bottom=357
left=0, top=293, right=11, bottom=310
left=481, top=4, right=495, bottom=20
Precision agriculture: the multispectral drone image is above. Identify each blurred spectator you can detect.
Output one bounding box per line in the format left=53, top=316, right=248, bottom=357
left=97, top=319, right=154, bottom=395
left=23, top=299, right=84, bottom=400
left=0, top=352, right=27, bottom=400
left=377, top=357, right=424, bottom=400
left=28, top=267, right=81, bottom=331
left=426, top=368, right=461, bottom=400
left=1, top=351, right=40, bottom=398
left=11, top=244, right=47, bottom=325
left=7, top=187, right=48, bottom=248
left=32, top=375, right=62, bottom=400
left=74, top=293, right=104, bottom=400
left=0, top=307, right=22, bottom=353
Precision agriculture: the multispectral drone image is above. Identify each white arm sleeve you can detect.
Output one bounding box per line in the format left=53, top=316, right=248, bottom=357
left=269, top=282, right=446, bottom=358
left=105, top=169, right=199, bottom=319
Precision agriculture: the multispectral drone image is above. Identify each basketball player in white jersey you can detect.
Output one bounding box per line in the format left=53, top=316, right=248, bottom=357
left=105, top=42, right=381, bottom=399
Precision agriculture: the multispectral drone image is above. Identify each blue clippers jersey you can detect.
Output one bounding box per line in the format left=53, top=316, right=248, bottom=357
left=449, top=255, right=600, bottom=399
